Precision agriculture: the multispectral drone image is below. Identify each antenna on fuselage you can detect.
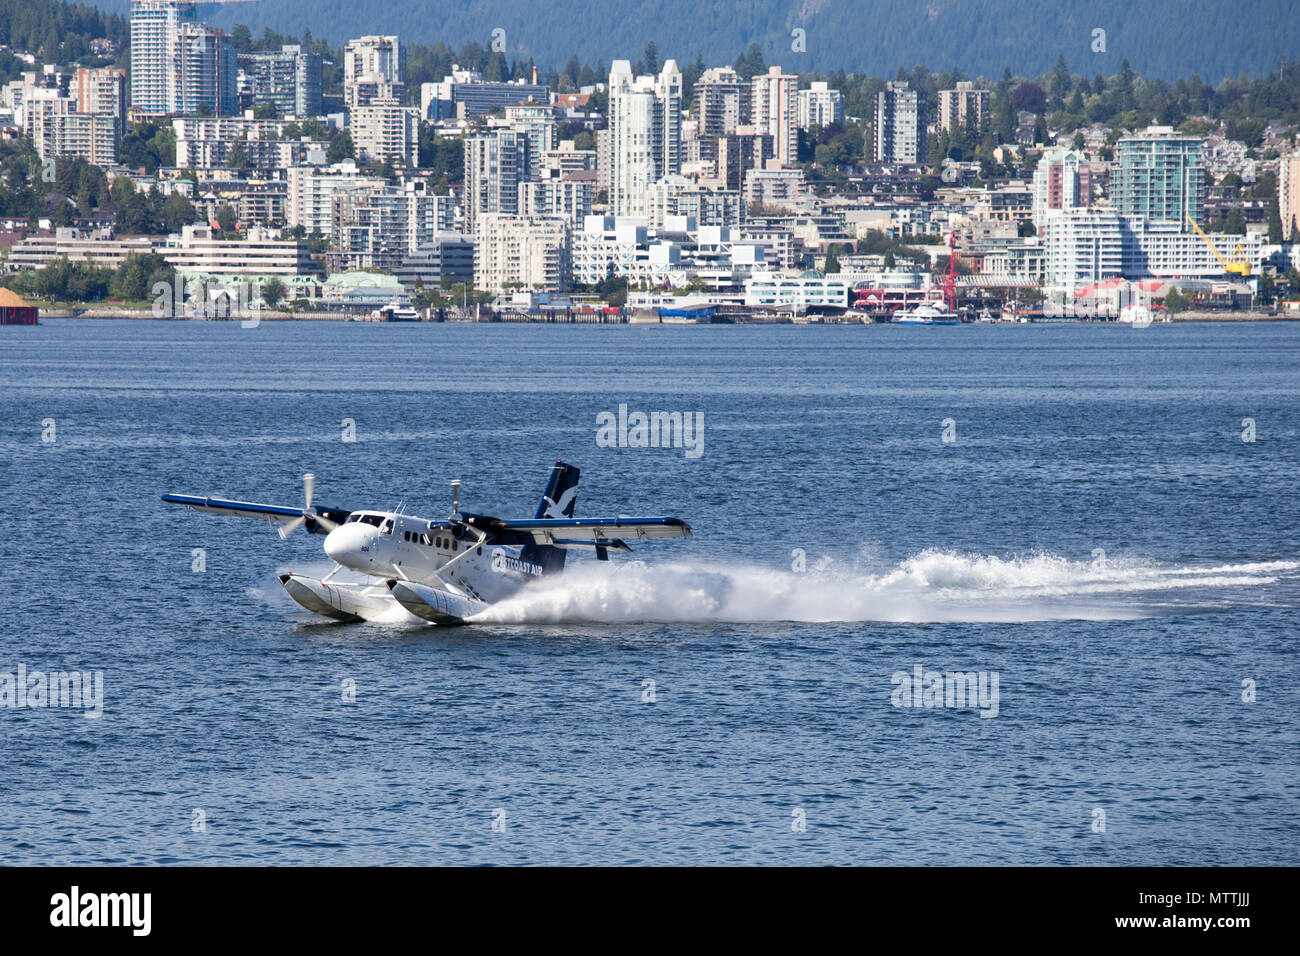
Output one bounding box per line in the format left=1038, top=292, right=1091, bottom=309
left=450, top=479, right=461, bottom=519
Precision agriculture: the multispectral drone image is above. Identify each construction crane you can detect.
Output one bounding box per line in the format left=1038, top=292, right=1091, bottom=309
left=1186, top=216, right=1253, bottom=277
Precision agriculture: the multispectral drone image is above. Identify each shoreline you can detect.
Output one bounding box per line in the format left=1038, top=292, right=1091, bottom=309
left=29, top=309, right=1300, bottom=324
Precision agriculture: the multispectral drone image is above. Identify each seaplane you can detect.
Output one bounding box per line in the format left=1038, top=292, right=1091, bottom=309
left=162, top=461, right=692, bottom=625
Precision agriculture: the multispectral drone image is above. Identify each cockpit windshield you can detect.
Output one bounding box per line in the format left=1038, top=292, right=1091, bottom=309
left=345, top=513, right=386, bottom=528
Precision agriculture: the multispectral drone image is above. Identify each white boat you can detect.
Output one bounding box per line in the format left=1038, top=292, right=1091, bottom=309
left=892, top=303, right=961, bottom=325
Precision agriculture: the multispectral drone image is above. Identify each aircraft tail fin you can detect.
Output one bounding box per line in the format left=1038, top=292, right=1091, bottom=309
left=534, top=460, right=580, bottom=519
left=522, top=460, right=580, bottom=573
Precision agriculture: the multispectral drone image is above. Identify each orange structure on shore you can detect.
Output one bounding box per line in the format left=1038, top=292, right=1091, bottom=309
left=0, top=288, right=38, bottom=325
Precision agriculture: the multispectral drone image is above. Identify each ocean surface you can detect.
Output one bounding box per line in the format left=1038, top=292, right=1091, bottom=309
left=1, top=318, right=1297, bottom=865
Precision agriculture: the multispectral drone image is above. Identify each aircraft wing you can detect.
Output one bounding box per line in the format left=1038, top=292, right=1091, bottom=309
left=491, top=517, right=692, bottom=546
left=161, top=493, right=350, bottom=534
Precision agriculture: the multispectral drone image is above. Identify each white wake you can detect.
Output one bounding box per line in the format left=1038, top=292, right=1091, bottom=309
left=467, top=550, right=1300, bottom=625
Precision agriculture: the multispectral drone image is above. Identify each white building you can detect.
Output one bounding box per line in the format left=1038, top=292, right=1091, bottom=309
left=936, top=82, right=988, bottom=134
left=744, top=269, right=851, bottom=309
left=1031, top=147, right=1093, bottom=232
left=742, top=164, right=808, bottom=209
left=1279, top=151, right=1300, bottom=240
left=129, top=1, right=236, bottom=117
left=875, top=81, right=922, bottom=164
left=331, top=181, right=456, bottom=272
left=161, top=224, right=322, bottom=279
left=473, top=214, right=571, bottom=293
left=129, top=0, right=195, bottom=116
left=646, top=175, right=743, bottom=229
left=751, top=66, right=798, bottom=166
left=608, top=59, right=682, bottom=218
left=464, top=129, right=530, bottom=230
left=4, top=228, right=162, bottom=272
left=286, top=162, right=388, bottom=234
left=571, top=215, right=768, bottom=290
left=798, top=82, right=843, bottom=131
left=173, top=115, right=328, bottom=170
left=344, top=35, right=404, bottom=111
left=1043, top=208, right=1264, bottom=296
left=518, top=176, right=595, bottom=224
left=349, top=101, right=420, bottom=167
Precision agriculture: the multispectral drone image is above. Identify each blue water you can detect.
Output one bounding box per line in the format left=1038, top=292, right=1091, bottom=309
left=1, top=318, right=1298, bottom=865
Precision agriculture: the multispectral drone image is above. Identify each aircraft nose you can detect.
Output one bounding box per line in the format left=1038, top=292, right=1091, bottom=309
left=323, top=522, right=376, bottom=564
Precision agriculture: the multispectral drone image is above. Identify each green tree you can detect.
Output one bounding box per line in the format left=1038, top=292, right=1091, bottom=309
left=161, top=191, right=197, bottom=231
left=261, top=277, right=287, bottom=308
left=1163, top=287, right=1191, bottom=315
left=327, top=130, right=355, bottom=163
left=1268, top=198, right=1284, bottom=245
left=214, top=204, right=238, bottom=234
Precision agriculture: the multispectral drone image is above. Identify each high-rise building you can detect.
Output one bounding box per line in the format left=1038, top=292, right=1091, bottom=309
left=473, top=214, right=571, bottom=293
left=74, top=67, right=127, bottom=135
left=1112, top=126, right=1204, bottom=226
left=751, top=66, right=798, bottom=166
left=797, top=82, right=843, bottom=130
left=715, top=126, right=774, bottom=192
left=937, top=81, right=989, bottom=134
left=464, top=129, right=531, bottom=231
left=344, top=36, right=405, bottom=112
left=129, top=0, right=235, bottom=116
left=875, top=81, right=922, bottom=164
left=349, top=100, right=420, bottom=167
left=518, top=175, right=595, bottom=225
left=331, top=180, right=455, bottom=272
left=238, top=45, right=323, bottom=117
left=501, top=101, right=558, bottom=174
left=176, top=22, right=237, bottom=116
left=24, top=93, right=119, bottom=166
left=693, top=66, right=748, bottom=157
left=1031, top=147, right=1093, bottom=232
left=129, top=0, right=197, bottom=116
left=286, top=162, right=388, bottom=234
left=1277, top=151, right=1300, bottom=240
left=608, top=59, right=682, bottom=219
left=646, top=175, right=743, bottom=229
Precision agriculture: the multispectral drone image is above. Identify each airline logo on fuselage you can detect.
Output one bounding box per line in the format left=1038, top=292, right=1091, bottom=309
left=491, top=548, right=543, bottom=576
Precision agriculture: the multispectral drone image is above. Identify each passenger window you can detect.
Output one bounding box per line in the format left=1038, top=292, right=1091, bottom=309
left=452, top=540, right=458, bottom=552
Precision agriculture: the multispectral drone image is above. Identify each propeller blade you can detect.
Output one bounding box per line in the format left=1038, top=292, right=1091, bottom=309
left=314, top=514, right=339, bottom=532
left=277, top=515, right=306, bottom=539
left=303, top=473, right=315, bottom=510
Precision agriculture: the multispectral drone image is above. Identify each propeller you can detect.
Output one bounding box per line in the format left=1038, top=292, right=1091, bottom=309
left=278, top=472, right=340, bottom=538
